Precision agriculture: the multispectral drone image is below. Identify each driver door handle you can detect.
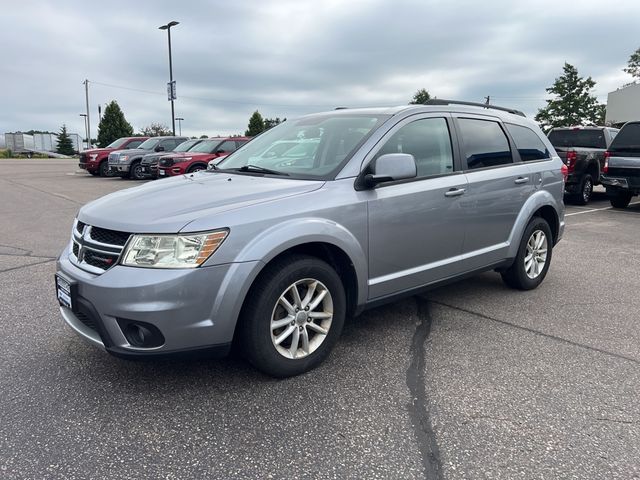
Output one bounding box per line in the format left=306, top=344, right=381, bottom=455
left=444, top=188, right=466, bottom=197
left=514, top=177, right=529, bottom=184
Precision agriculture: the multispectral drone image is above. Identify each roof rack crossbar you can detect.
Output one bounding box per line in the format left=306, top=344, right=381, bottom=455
left=424, top=99, right=526, bottom=117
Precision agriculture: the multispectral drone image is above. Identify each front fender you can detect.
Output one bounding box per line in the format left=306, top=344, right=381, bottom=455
left=506, top=190, right=564, bottom=258
left=233, top=217, right=368, bottom=306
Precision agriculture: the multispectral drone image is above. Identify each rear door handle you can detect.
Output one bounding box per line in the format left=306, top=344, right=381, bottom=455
left=444, top=188, right=466, bottom=197
left=514, top=177, right=529, bottom=184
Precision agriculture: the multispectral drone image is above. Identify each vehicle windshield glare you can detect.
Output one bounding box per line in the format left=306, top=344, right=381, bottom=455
left=216, top=115, right=387, bottom=179
left=137, top=138, right=162, bottom=150
left=190, top=140, right=222, bottom=153
left=106, top=138, right=129, bottom=149
left=174, top=139, right=200, bottom=152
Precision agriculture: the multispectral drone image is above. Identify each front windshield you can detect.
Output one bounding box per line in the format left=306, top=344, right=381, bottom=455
left=137, top=138, right=162, bottom=150
left=106, top=138, right=129, bottom=149
left=174, top=139, right=201, bottom=152
left=190, top=140, right=222, bottom=154
left=217, top=114, right=386, bottom=179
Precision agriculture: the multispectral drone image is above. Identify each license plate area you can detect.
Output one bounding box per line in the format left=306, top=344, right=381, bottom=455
left=55, top=273, right=77, bottom=311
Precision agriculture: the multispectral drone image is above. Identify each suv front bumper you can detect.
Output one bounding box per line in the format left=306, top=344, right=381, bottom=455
left=56, top=245, right=260, bottom=358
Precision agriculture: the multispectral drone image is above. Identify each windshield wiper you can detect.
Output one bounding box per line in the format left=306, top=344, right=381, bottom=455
left=232, top=164, right=289, bottom=176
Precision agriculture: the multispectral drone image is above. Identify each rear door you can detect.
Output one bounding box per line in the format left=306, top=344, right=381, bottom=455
left=453, top=114, right=534, bottom=269
left=365, top=114, right=469, bottom=299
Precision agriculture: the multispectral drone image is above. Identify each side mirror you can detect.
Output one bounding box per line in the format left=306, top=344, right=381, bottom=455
left=364, top=153, right=417, bottom=187
left=155, top=146, right=165, bottom=152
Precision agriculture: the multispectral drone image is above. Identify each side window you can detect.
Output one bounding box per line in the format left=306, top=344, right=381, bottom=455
left=373, top=118, right=454, bottom=178
left=505, top=123, right=550, bottom=161
left=160, top=139, right=176, bottom=150
left=127, top=140, right=143, bottom=149
left=218, top=140, right=237, bottom=152
left=235, top=140, right=248, bottom=149
left=458, top=118, right=512, bottom=169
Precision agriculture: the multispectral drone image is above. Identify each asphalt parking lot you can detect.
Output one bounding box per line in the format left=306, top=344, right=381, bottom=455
left=1, top=158, right=639, bottom=479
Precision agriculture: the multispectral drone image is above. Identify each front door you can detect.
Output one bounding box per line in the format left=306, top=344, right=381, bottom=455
left=366, top=115, right=468, bottom=299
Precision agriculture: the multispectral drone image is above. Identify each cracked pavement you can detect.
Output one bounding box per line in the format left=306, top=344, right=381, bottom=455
left=1, top=159, right=639, bottom=479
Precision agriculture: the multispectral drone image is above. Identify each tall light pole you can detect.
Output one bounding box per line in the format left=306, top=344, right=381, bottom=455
left=79, top=114, right=88, bottom=150
left=175, top=117, right=184, bottom=136
left=159, top=20, right=179, bottom=135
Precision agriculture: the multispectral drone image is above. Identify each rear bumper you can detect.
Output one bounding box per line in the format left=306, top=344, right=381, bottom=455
left=56, top=245, right=261, bottom=357
left=601, top=175, right=640, bottom=193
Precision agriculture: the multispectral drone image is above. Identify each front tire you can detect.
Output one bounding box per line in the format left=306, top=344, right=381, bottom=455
left=99, top=161, right=110, bottom=177
left=238, top=255, right=346, bottom=378
left=501, top=217, right=553, bottom=290
left=129, top=161, right=144, bottom=180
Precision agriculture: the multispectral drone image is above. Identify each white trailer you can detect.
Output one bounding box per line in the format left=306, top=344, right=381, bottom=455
left=5, top=133, right=35, bottom=152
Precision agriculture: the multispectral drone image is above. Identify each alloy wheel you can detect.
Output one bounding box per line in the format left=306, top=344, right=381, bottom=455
left=524, top=230, right=547, bottom=279
left=270, top=278, right=333, bottom=359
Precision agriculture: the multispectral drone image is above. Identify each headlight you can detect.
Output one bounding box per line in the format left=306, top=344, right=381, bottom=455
left=89, top=154, right=98, bottom=160
left=121, top=230, right=228, bottom=268
left=120, top=155, right=129, bottom=163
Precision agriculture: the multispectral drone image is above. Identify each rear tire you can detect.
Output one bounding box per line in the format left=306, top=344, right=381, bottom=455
left=609, top=191, right=633, bottom=209
left=238, top=254, right=346, bottom=378
left=501, top=217, right=553, bottom=290
left=572, top=174, right=593, bottom=205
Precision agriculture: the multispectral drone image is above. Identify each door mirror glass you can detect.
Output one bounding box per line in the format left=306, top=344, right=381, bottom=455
left=365, top=153, right=417, bottom=187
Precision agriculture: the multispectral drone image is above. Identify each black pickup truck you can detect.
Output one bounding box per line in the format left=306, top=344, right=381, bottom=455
left=601, top=121, right=640, bottom=209
left=548, top=126, right=619, bottom=205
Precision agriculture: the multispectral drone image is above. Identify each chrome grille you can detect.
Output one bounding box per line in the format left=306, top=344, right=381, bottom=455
left=70, top=220, right=131, bottom=274
left=108, top=153, right=119, bottom=164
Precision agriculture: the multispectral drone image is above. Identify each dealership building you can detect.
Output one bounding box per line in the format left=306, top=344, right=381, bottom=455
left=606, top=82, right=640, bottom=126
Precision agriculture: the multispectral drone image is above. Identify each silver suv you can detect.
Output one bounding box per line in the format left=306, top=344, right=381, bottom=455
left=56, top=100, right=565, bottom=377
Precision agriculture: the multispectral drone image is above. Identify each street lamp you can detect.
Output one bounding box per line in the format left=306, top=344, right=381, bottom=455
left=175, top=117, right=184, bottom=136
left=159, top=20, right=179, bottom=135
left=79, top=113, right=88, bottom=150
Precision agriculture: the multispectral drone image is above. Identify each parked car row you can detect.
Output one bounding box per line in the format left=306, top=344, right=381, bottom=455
left=79, top=136, right=250, bottom=180
left=547, top=122, right=640, bottom=209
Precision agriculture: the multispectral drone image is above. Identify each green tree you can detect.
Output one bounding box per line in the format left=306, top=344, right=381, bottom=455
left=409, top=88, right=431, bottom=104
left=623, top=47, right=640, bottom=80
left=245, top=110, right=265, bottom=137
left=97, top=101, right=134, bottom=147
left=56, top=124, right=75, bottom=155
left=535, top=63, right=601, bottom=129
left=594, top=104, right=607, bottom=125
left=139, top=123, right=172, bottom=137
left=199, top=134, right=209, bottom=139
left=264, top=117, right=285, bottom=130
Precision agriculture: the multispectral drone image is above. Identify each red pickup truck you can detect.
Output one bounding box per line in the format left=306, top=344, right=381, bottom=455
left=157, top=137, right=249, bottom=177
left=79, top=137, right=149, bottom=177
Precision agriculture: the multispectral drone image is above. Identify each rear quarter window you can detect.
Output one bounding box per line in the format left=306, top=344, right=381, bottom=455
left=505, top=124, right=550, bottom=161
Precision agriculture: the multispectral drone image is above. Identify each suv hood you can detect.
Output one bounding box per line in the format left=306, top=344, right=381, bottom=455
left=78, top=173, right=324, bottom=233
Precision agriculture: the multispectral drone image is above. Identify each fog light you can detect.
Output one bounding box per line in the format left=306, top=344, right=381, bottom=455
left=117, top=319, right=165, bottom=348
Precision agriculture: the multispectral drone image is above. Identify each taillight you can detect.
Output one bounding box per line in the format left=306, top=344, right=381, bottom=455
left=565, top=150, right=577, bottom=172
left=561, top=164, right=569, bottom=182
left=603, top=151, right=610, bottom=173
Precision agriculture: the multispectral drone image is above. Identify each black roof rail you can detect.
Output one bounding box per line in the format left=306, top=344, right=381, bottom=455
left=424, top=99, right=526, bottom=117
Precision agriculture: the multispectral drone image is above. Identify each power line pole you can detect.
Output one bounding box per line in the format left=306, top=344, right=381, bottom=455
left=83, top=79, right=91, bottom=147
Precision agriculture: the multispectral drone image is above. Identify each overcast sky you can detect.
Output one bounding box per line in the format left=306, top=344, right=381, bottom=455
left=2, top=0, right=639, bottom=140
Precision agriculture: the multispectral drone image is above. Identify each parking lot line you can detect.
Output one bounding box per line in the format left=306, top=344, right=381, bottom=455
left=565, top=201, right=640, bottom=217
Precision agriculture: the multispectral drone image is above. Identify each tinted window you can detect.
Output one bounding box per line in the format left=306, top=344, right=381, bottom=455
left=235, top=140, right=248, bottom=149
left=505, top=124, right=549, bottom=161
left=458, top=118, right=512, bottom=169
left=374, top=118, right=454, bottom=178
left=127, top=140, right=143, bottom=149
left=218, top=140, right=237, bottom=152
left=548, top=129, right=606, bottom=149
left=160, top=139, right=177, bottom=150
left=609, top=123, right=640, bottom=152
